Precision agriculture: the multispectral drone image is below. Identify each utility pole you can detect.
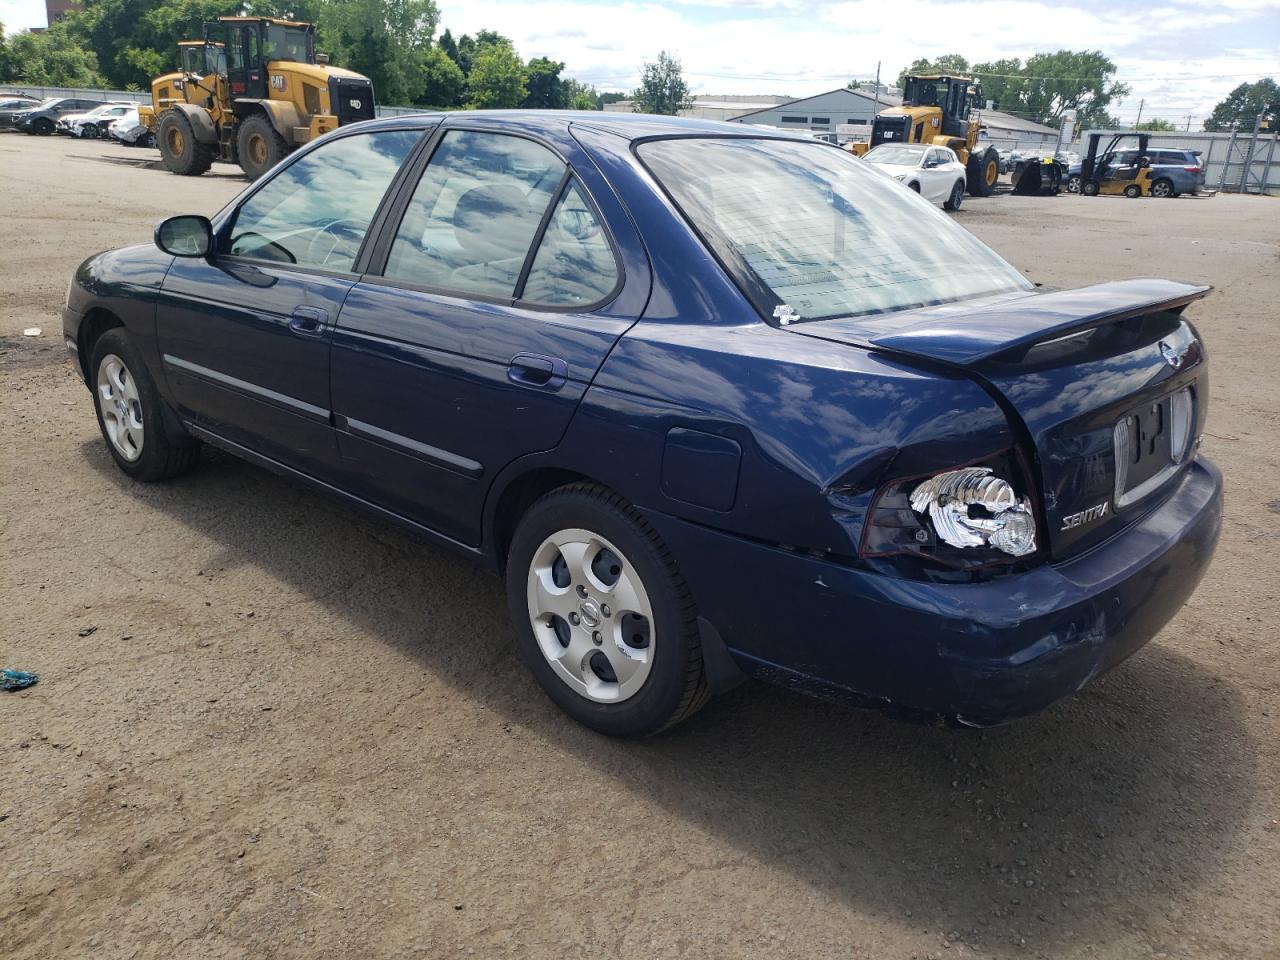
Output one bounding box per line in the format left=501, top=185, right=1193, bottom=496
left=1134, top=98, right=1144, bottom=127
left=873, top=61, right=881, bottom=115
left=1186, top=114, right=1192, bottom=131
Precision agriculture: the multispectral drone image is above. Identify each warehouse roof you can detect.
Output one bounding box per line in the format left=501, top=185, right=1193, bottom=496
left=729, top=87, right=903, bottom=121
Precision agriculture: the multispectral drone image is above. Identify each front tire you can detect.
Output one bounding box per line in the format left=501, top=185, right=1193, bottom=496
left=1124, top=184, right=1142, bottom=198
left=1067, top=174, right=1082, bottom=193
left=236, top=114, right=288, bottom=181
left=157, top=110, right=216, bottom=176
left=90, top=329, right=199, bottom=481
left=506, top=484, right=708, bottom=737
left=943, top=179, right=965, bottom=211
left=33, top=117, right=54, bottom=136
left=966, top=147, right=999, bottom=197
left=1082, top=179, right=1100, bottom=196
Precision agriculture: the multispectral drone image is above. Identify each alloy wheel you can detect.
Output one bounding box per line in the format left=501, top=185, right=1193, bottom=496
left=96, top=353, right=145, bottom=462
left=526, top=527, right=654, bottom=703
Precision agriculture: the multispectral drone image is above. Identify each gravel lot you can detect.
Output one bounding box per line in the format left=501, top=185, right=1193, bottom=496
left=2, top=133, right=1277, bottom=960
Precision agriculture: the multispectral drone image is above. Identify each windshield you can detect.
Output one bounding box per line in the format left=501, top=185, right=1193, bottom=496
left=864, top=145, right=926, bottom=165
left=264, top=25, right=311, bottom=63
left=637, top=137, right=1031, bottom=322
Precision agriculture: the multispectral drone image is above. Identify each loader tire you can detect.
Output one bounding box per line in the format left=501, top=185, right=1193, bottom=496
left=158, top=110, right=215, bottom=177
left=966, top=147, right=999, bottom=197
left=237, top=114, right=288, bottom=181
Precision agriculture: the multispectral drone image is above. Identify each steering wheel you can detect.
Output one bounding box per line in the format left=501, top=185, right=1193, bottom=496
left=305, top=219, right=367, bottom=268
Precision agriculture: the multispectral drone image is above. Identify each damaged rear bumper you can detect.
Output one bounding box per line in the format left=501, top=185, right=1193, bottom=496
left=643, top=457, right=1222, bottom=724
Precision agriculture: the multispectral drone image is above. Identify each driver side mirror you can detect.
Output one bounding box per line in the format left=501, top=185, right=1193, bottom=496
left=155, top=215, right=213, bottom=258
left=923, top=157, right=939, bottom=168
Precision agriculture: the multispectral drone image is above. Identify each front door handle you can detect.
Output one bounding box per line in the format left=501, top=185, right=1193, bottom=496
left=289, top=305, right=329, bottom=335
left=508, top=353, right=568, bottom=390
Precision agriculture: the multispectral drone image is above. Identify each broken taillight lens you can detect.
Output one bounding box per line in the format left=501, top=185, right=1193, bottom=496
left=860, top=451, right=1041, bottom=567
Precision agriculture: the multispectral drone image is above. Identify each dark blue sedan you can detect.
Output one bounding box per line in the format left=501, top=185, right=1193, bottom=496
left=63, top=111, right=1222, bottom=736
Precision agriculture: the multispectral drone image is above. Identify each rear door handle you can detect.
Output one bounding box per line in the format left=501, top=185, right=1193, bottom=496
left=508, top=353, right=568, bottom=390
left=289, top=305, right=329, bottom=335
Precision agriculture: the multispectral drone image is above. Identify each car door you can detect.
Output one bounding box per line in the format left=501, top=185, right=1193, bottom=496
left=155, top=126, right=427, bottom=475
left=328, top=124, right=648, bottom=546
left=920, top=149, right=948, bottom=201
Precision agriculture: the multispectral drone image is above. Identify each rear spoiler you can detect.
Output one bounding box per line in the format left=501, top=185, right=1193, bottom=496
left=863, top=279, right=1210, bottom=367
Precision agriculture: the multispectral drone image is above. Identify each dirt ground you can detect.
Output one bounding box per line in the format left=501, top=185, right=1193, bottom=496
left=2, top=133, right=1277, bottom=960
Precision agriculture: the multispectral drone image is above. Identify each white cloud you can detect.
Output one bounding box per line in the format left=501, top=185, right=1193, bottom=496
left=440, top=0, right=1279, bottom=121
left=0, top=0, right=49, bottom=32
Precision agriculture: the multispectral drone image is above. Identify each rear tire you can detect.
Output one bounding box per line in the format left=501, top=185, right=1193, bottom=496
left=33, top=117, right=54, bottom=136
left=236, top=114, right=288, bottom=181
left=943, top=179, right=964, bottom=211
left=157, top=110, right=215, bottom=176
left=1151, top=178, right=1174, bottom=198
left=506, top=483, right=709, bottom=737
left=89, top=328, right=200, bottom=482
left=1067, top=174, right=1082, bottom=193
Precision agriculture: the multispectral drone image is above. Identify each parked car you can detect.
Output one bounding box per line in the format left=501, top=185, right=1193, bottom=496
left=63, top=113, right=1221, bottom=736
left=57, top=103, right=135, bottom=138
left=863, top=142, right=969, bottom=210
left=6, top=97, right=106, bottom=135
left=107, top=108, right=155, bottom=147
left=0, top=95, right=41, bottom=112
left=1067, top=148, right=1205, bottom=197
left=0, top=95, right=48, bottom=129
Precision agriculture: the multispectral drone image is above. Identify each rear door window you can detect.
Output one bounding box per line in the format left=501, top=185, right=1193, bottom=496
left=520, top=181, right=619, bottom=307
left=382, top=130, right=565, bottom=299
left=226, top=129, right=421, bottom=271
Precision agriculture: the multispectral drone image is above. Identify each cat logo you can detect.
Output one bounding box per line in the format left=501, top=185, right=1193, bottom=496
left=349, top=99, right=363, bottom=110
left=271, top=75, right=287, bottom=92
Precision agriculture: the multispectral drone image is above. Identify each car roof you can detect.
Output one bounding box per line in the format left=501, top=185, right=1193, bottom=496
left=353, top=109, right=816, bottom=142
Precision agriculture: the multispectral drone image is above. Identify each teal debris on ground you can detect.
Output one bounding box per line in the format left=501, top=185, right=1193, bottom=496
left=1, top=669, right=38, bottom=691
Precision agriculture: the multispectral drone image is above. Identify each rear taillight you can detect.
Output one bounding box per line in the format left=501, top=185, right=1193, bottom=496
left=860, top=449, right=1041, bottom=567
left=1183, top=165, right=1200, bottom=172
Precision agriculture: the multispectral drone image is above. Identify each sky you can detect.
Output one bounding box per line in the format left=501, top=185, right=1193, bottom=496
left=3, top=0, right=1277, bottom=125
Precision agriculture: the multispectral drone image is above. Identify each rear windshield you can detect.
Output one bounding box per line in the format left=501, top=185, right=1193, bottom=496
left=637, top=137, right=1031, bottom=322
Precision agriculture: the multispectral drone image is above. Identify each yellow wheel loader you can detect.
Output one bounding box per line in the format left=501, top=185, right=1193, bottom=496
left=141, top=17, right=375, bottom=180
left=852, top=74, right=1001, bottom=197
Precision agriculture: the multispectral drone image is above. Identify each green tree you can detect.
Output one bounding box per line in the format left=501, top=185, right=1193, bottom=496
left=896, top=53, right=969, bottom=90
left=318, top=0, right=440, bottom=106
left=70, top=0, right=241, bottom=90
left=523, top=56, right=566, bottom=108
left=563, top=78, right=599, bottom=110
left=417, top=44, right=464, bottom=107
left=438, top=27, right=458, bottom=66
left=1203, top=78, right=1278, bottom=131
left=467, top=39, right=525, bottom=108
left=971, top=57, right=1025, bottom=111
left=597, top=91, right=628, bottom=107
left=1135, top=117, right=1176, bottom=131
left=1015, top=50, right=1129, bottom=128
left=632, top=50, right=689, bottom=115
left=0, top=22, right=12, bottom=81
left=5, top=20, right=106, bottom=86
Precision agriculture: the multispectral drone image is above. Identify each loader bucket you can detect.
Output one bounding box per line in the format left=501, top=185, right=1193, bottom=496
left=1012, top=158, right=1064, bottom=195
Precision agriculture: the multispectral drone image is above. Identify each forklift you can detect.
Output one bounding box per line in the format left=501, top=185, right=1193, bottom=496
left=1079, top=132, right=1153, bottom=198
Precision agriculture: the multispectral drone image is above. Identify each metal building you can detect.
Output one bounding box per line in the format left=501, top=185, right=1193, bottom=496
left=727, top=87, right=902, bottom=136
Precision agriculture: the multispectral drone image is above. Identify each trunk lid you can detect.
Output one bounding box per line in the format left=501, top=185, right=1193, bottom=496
left=789, top=279, right=1211, bottom=558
